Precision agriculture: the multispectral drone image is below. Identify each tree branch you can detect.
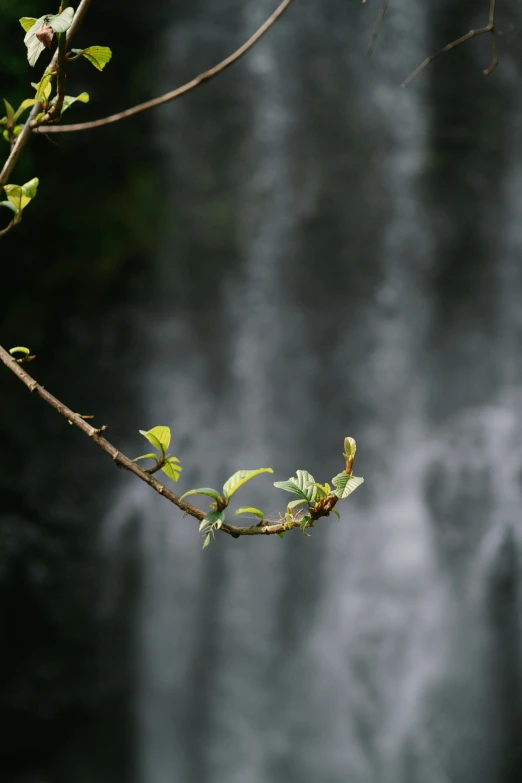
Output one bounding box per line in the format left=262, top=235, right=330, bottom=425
left=0, top=0, right=93, bottom=189
left=0, top=344, right=335, bottom=539
left=35, top=0, right=295, bottom=134
left=401, top=0, right=498, bottom=88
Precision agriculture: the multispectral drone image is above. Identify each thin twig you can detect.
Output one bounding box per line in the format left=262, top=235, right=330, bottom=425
left=0, top=0, right=93, bottom=189
left=368, top=0, right=388, bottom=57
left=36, top=0, right=295, bottom=134
left=0, top=344, right=335, bottom=539
left=0, top=216, right=19, bottom=238
left=402, top=0, right=498, bottom=88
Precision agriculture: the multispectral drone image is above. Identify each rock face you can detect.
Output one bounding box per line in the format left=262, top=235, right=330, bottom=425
left=2, top=1, right=522, bottom=782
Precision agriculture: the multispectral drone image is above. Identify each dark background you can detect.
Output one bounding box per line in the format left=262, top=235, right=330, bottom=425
left=2, top=1, right=522, bottom=782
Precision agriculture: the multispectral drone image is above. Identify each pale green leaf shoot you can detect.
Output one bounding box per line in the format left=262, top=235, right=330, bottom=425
left=70, top=45, right=113, bottom=71
left=47, top=7, right=75, bottom=34
left=234, top=507, right=265, bottom=520
left=19, top=17, right=38, bottom=33
left=331, top=472, right=364, bottom=499
left=179, top=488, right=223, bottom=503
left=161, top=459, right=182, bottom=483
left=139, top=426, right=171, bottom=455
left=223, top=468, right=273, bottom=499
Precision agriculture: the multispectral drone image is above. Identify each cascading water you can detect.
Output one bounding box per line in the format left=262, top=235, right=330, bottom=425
left=108, top=1, right=522, bottom=781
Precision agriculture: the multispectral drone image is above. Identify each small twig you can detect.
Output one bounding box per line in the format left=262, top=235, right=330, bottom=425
left=36, top=0, right=295, bottom=134
left=0, top=216, right=19, bottom=238
left=402, top=0, right=498, bottom=88
left=368, top=0, right=388, bottom=56
left=0, top=343, right=338, bottom=539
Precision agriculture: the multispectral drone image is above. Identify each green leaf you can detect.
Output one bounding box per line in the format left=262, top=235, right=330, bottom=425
left=300, top=515, right=311, bottom=535
left=287, top=498, right=307, bottom=510
left=14, top=98, right=38, bottom=122
left=23, top=16, right=49, bottom=67
left=199, top=519, right=211, bottom=532
left=132, top=453, right=158, bottom=462
left=234, top=507, right=265, bottom=520
left=310, top=482, right=330, bottom=498
left=3, top=99, right=14, bottom=122
left=139, top=426, right=171, bottom=454
left=161, top=460, right=182, bottom=483
left=9, top=346, right=31, bottom=356
left=331, top=508, right=341, bottom=519
left=4, top=178, right=39, bottom=213
left=275, top=531, right=285, bottom=539
left=59, top=92, right=89, bottom=114
left=22, top=177, right=38, bottom=199
left=331, top=472, right=364, bottom=499
left=33, top=73, right=53, bottom=102
left=222, top=468, right=273, bottom=499
left=19, top=17, right=38, bottom=33
left=70, top=45, right=113, bottom=71
left=1, top=200, right=17, bottom=213
left=203, top=510, right=225, bottom=530
left=48, top=7, right=75, bottom=34
left=179, top=488, right=223, bottom=503
left=273, top=480, right=310, bottom=501
left=274, top=470, right=317, bottom=503
left=202, top=534, right=212, bottom=549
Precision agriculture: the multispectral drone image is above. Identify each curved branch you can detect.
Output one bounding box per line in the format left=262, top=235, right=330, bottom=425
left=36, top=0, right=295, bottom=134
left=0, top=344, right=336, bottom=539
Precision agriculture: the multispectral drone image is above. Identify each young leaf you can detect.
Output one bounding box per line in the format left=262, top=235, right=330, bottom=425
left=1, top=200, right=17, bottom=213
left=21, top=177, right=38, bottom=200
left=179, top=488, right=223, bottom=503
left=5, top=125, right=23, bottom=141
left=33, top=73, right=53, bottom=102
left=19, top=17, right=38, bottom=33
left=47, top=8, right=75, bottom=34
left=3, top=99, right=14, bottom=122
left=202, top=533, right=212, bottom=549
left=331, top=473, right=364, bottom=500
left=199, top=519, right=211, bottom=532
left=273, top=480, right=310, bottom=501
left=139, top=426, right=171, bottom=454
left=300, top=515, right=311, bottom=536
left=275, top=531, right=285, bottom=539
left=23, top=16, right=49, bottom=67
left=4, top=178, right=39, bottom=213
left=234, top=507, right=265, bottom=520
left=343, top=436, right=357, bottom=472
left=274, top=470, right=317, bottom=503
left=132, top=452, right=158, bottom=462
left=70, top=45, right=112, bottom=71
left=161, top=460, right=182, bottom=483
left=222, top=468, right=273, bottom=499
left=14, top=98, right=38, bottom=122
left=58, top=92, right=89, bottom=114
left=310, top=482, right=329, bottom=498
left=9, top=347, right=31, bottom=356
left=204, top=510, right=225, bottom=530
left=287, top=498, right=307, bottom=510
left=331, top=508, right=341, bottom=519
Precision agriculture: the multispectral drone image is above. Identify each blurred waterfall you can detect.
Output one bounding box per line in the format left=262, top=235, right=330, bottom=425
left=117, top=1, right=522, bottom=782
